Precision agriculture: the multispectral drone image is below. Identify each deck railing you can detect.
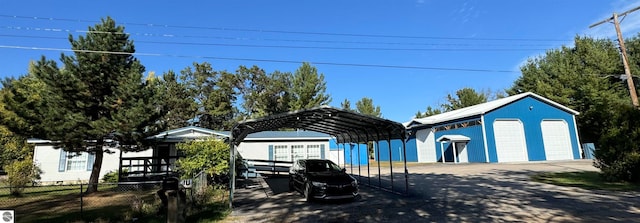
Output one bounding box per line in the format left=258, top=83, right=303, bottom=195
left=119, top=156, right=182, bottom=181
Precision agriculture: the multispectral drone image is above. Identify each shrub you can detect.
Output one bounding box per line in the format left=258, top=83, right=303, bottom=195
left=594, top=104, right=640, bottom=183
left=4, top=157, right=41, bottom=196
left=102, top=169, right=126, bottom=183
left=596, top=152, right=640, bottom=183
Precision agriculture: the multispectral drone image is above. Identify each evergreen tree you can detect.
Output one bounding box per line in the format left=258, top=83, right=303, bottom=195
left=289, top=62, right=331, bottom=110
left=441, top=88, right=488, bottom=111
left=237, top=66, right=291, bottom=119
left=181, top=62, right=238, bottom=130
left=153, top=70, right=197, bottom=129
left=1, top=17, right=164, bottom=193
left=341, top=98, right=354, bottom=112
left=355, top=97, right=382, bottom=117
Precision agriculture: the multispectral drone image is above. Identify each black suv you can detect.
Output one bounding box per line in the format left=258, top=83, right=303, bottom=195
left=289, top=159, right=358, bottom=201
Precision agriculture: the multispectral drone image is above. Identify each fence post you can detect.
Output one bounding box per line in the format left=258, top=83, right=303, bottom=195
left=80, top=183, right=84, bottom=220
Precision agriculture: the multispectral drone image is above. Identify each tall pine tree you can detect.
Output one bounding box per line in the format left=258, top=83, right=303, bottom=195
left=289, top=62, right=331, bottom=110
left=2, top=17, right=164, bottom=193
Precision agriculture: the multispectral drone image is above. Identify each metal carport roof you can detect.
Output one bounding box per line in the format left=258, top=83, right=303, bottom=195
left=230, top=105, right=407, bottom=145
left=229, top=106, right=409, bottom=208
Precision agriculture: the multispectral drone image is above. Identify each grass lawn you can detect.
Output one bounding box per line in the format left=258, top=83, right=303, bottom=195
left=531, top=171, right=640, bottom=191
left=0, top=184, right=230, bottom=223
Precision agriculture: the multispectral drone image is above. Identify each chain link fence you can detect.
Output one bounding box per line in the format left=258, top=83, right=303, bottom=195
left=0, top=180, right=201, bottom=222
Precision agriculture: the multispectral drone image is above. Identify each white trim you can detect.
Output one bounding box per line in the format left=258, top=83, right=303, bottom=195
left=572, top=115, right=582, bottom=159
left=481, top=115, right=490, bottom=163
left=436, top=135, right=470, bottom=142
left=406, top=92, right=580, bottom=128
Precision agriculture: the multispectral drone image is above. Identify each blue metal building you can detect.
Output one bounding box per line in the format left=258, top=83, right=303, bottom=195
left=379, top=92, right=581, bottom=163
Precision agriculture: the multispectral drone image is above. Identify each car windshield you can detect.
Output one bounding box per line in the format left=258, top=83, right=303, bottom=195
left=306, top=160, right=342, bottom=173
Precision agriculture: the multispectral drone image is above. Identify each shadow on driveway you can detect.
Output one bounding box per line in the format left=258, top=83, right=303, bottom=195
left=230, top=165, right=640, bottom=222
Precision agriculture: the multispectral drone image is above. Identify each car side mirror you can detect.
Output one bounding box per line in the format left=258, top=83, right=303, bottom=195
left=342, top=168, right=346, bottom=172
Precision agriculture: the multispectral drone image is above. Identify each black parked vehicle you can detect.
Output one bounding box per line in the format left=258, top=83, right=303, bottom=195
left=289, top=159, right=358, bottom=201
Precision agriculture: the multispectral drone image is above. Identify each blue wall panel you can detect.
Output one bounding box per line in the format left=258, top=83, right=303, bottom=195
left=329, top=139, right=340, bottom=150
left=433, top=124, right=486, bottom=163
left=343, top=143, right=369, bottom=165
left=375, top=139, right=417, bottom=162
left=483, top=96, right=580, bottom=162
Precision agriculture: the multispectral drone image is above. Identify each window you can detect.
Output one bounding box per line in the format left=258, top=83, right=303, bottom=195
left=306, top=145, right=321, bottom=159
left=66, top=153, right=88, bottom=171
left=273, top=145, right=290, bottom=161
left=59, top=151, right=94, bottom=172
left=292, top=145, right=305, bottom=161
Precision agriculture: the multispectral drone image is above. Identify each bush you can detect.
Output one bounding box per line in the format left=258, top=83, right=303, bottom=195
left=594, top=104, right=640, bottom=183
left=102, top=169, right=126, bottom=183
left=4, top=157, right=41, bottom=196
left=596, top=152, right=640, bottom=183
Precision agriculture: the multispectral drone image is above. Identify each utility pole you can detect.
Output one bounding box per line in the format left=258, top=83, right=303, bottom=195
left=590, top=6, right=640, bottom=108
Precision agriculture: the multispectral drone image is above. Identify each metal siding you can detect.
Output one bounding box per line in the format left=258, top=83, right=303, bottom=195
left=405, top=137, right=419, bottom=162
left=484, top=96, right=580, bottom=162
left=434, top=124, right=486, bottom=163
left=344, top=143, right=368, bottom=165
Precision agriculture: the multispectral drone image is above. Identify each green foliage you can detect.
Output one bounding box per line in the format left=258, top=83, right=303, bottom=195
left=355, top=97, right=382, bottom=117
left=102, top=169, right=125, bottom=183
left=152, top=71, right=198, bottom=129
left=289, top=62, right=332, bottom=110
left=4, top=157, right=41, bottom=196
left=0, top=17, right=166, bottom=193
left=508, top=36, right=629, bottom=143
left=237, top=66, right=291, bottom=119
left=415, top=106, right=442, bottom=118
left=0, top=126, right=32, bottom=169
left=441, top=88, right=488, bottom=111
left=175, top=139, right=230, bottom=180
left=415, top=87, right=488, bottom=118
left=181, top=62, right=238, bottom=130
left=340, top=98, right=354, bottom=112
left=594, top=104, right=640, bottom=183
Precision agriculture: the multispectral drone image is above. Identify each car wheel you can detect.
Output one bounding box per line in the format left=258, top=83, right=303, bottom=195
left=304, top=182, right=312, bottom=202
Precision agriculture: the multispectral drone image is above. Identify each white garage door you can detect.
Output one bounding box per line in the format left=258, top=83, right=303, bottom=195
left=541, top=120, right=574, bottom=160
left=493, top=120, right=529, bottom=162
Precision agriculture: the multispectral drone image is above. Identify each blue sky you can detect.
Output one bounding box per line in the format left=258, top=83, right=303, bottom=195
left=1, top=1, right=640, bottom=122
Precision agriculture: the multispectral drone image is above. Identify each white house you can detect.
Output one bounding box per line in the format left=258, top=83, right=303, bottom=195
left=30, top=126, right=331, bottom=184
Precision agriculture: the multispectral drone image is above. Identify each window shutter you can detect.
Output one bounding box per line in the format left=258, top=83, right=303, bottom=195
left=58, top=150, right=67, bottom=172
left=320, top=144, right=325, bottom=159
left=87, top=152, right=95, bottom=171
left=268, top=145, right=274, bottom=160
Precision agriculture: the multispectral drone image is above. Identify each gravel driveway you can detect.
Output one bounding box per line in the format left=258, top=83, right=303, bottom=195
left=227, top=160, right=640, bottom=223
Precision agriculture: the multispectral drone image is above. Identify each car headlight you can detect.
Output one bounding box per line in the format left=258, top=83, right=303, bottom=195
left=311, top=181, right=327, bottom=187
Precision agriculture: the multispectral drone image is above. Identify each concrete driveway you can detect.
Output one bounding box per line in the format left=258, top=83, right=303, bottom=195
left=227, top=160, right=640, bottom=222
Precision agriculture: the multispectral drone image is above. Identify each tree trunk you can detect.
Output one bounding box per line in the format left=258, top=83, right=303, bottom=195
left=85, top=144, right=104, bottom=194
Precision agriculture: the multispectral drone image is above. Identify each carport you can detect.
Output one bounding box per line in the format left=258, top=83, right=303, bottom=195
left=228, top=106, right=408, bottom=207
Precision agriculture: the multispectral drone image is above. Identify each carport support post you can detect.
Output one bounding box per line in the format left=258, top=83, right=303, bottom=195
left=387, top=138, right=393, bottom=191
left=402, top=135, right=409, bottom=195
left=357, top=137, right=361, bottom=176
left=376, top=138, right=381, bottom=187
left=229, top=137, right=236, bottom=209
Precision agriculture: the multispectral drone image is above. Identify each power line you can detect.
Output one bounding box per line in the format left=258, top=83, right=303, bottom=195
left=0, top=34, right=548, bottom=52
left=0, top=25, right=561, bottom=47
left=0, top=14, right=568, bottom=42
left=0, top=45, right=518, bottom=73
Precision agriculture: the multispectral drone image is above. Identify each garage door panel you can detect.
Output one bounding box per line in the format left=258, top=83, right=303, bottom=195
left=493, top=120, right=528, bottom=162
left=541, top=120, right=573, bottom=160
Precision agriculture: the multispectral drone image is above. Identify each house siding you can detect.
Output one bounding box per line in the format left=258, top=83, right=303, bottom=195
left=375, top=139, right=417, bottom=162
left=433, top=123, right=486, bottom=163
left=33, top=145, right=151, bottom=183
